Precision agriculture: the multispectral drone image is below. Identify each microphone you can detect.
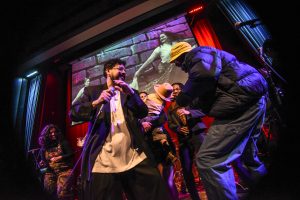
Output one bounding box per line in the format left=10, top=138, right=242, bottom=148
left=96, top=86, right=115, bottom=118
left=258, top=47, right=263, bottom=56
left=234, top=18, right=261, bottom=29
left=28, top=148, right=40, bottom=153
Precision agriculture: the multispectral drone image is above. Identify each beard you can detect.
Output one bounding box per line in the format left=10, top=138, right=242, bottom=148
left=110, top=73, right=125, bottom=81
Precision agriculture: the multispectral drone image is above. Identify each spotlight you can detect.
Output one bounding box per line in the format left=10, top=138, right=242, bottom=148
left=26, top=70, right=38, bottom=78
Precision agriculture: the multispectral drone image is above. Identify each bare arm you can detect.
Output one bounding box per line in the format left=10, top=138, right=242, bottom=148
left=72, top=87, right=84, bottom=105
left=134, top=47, right=161, bottom=77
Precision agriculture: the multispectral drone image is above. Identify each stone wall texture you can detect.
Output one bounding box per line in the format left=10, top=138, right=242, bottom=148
left=71, top=15, right=196, bottom=100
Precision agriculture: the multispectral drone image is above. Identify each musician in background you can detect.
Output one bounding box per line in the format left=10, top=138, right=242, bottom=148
left=38, top=124, right=74, bottom=200
left=260, top=38, right=286, bottom=108
left=166, top=82, right=206, bottom=200
left=257, top=38, right=286, bottom=158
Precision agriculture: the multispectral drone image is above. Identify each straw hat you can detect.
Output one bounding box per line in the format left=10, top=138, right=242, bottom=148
left=169, top=42, right=192, bottom=63
left=154, top=83, right=173, bottom=102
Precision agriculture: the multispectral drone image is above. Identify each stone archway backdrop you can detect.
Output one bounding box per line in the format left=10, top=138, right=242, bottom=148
left=71, top=14, right=197, bottom=101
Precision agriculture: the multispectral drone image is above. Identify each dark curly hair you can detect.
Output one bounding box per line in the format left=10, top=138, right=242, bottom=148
left=103, top=58, right=126, bottom=78
left=171, top=82, right=184, bottom=89
left=38, top=124, right=63, bottom=148
left=139, top=91, right=148, bottom=96
left=159, top=31, right=183, bottom=45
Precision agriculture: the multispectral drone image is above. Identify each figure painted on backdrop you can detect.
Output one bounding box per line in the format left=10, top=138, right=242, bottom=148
left=130, top=31, right=195, bottom=92
left=139, top=83, right=179, bottom=200
left=70, top=58, right=171, bottom=200
left=170, top=42, right=268, bottom=200
left=38, top=124, right=74, bottom=200
left=72, top=78, right=91, bottom=125
left=72, top=78, right=91, bottom=105
left=167, top=82, right=207, bottom=200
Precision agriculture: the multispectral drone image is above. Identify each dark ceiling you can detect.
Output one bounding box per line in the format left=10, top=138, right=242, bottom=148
left=2, top=0, right=294, bottom=86
left=5, top=0, right=292, bottom=69
left=6, top=0, right=146, bottom=67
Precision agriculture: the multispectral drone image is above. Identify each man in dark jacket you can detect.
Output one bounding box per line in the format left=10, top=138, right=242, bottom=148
left=169, top=42, right=268, bottom=200
left=167, top=82, right=206, bottom=200
left=70, top=58, right=170, bottom=200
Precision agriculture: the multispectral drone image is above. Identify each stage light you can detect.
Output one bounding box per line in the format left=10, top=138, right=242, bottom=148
left=188, top=5, right=204, bottom=15
left=26, top=70, right=38, bottom=78
left=186, top=3, right=206, bottom=26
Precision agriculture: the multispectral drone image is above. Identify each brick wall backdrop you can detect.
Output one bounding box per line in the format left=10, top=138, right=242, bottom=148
left=71, top=15, right=196, bottom=101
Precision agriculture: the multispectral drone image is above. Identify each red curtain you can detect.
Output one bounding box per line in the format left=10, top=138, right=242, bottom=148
left=31, top=71, right=65, bottom=148
left=192, top=18, right=222, bottom=49
left=191, top=17, right=223, bottom=129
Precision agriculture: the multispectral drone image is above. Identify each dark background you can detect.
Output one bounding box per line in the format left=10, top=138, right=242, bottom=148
left=1, top=0, right=297, bottom=199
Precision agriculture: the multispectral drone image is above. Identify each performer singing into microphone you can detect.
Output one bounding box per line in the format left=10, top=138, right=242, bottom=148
left=70, top=58, right=171, bottom=200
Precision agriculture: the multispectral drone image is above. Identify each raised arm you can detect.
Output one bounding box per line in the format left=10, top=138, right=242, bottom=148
left=134, top=47, right=161, bottom=77
left=72, top=87, right=85, bottom=105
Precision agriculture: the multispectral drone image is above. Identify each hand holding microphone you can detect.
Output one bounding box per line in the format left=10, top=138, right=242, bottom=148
left=113, top=79, right=134, bottom=95
left=92, top=86, right=116, bottom=108
left=93, top=86, right=116, bottom=118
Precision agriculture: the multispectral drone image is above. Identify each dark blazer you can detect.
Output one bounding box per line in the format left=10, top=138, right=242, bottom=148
left=167, top=101, right=206, bottom=136
left=70, top=84, right=153, bottom=183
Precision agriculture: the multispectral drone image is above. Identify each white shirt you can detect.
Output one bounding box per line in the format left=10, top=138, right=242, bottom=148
left=92, top=91, right=146, bottom=173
